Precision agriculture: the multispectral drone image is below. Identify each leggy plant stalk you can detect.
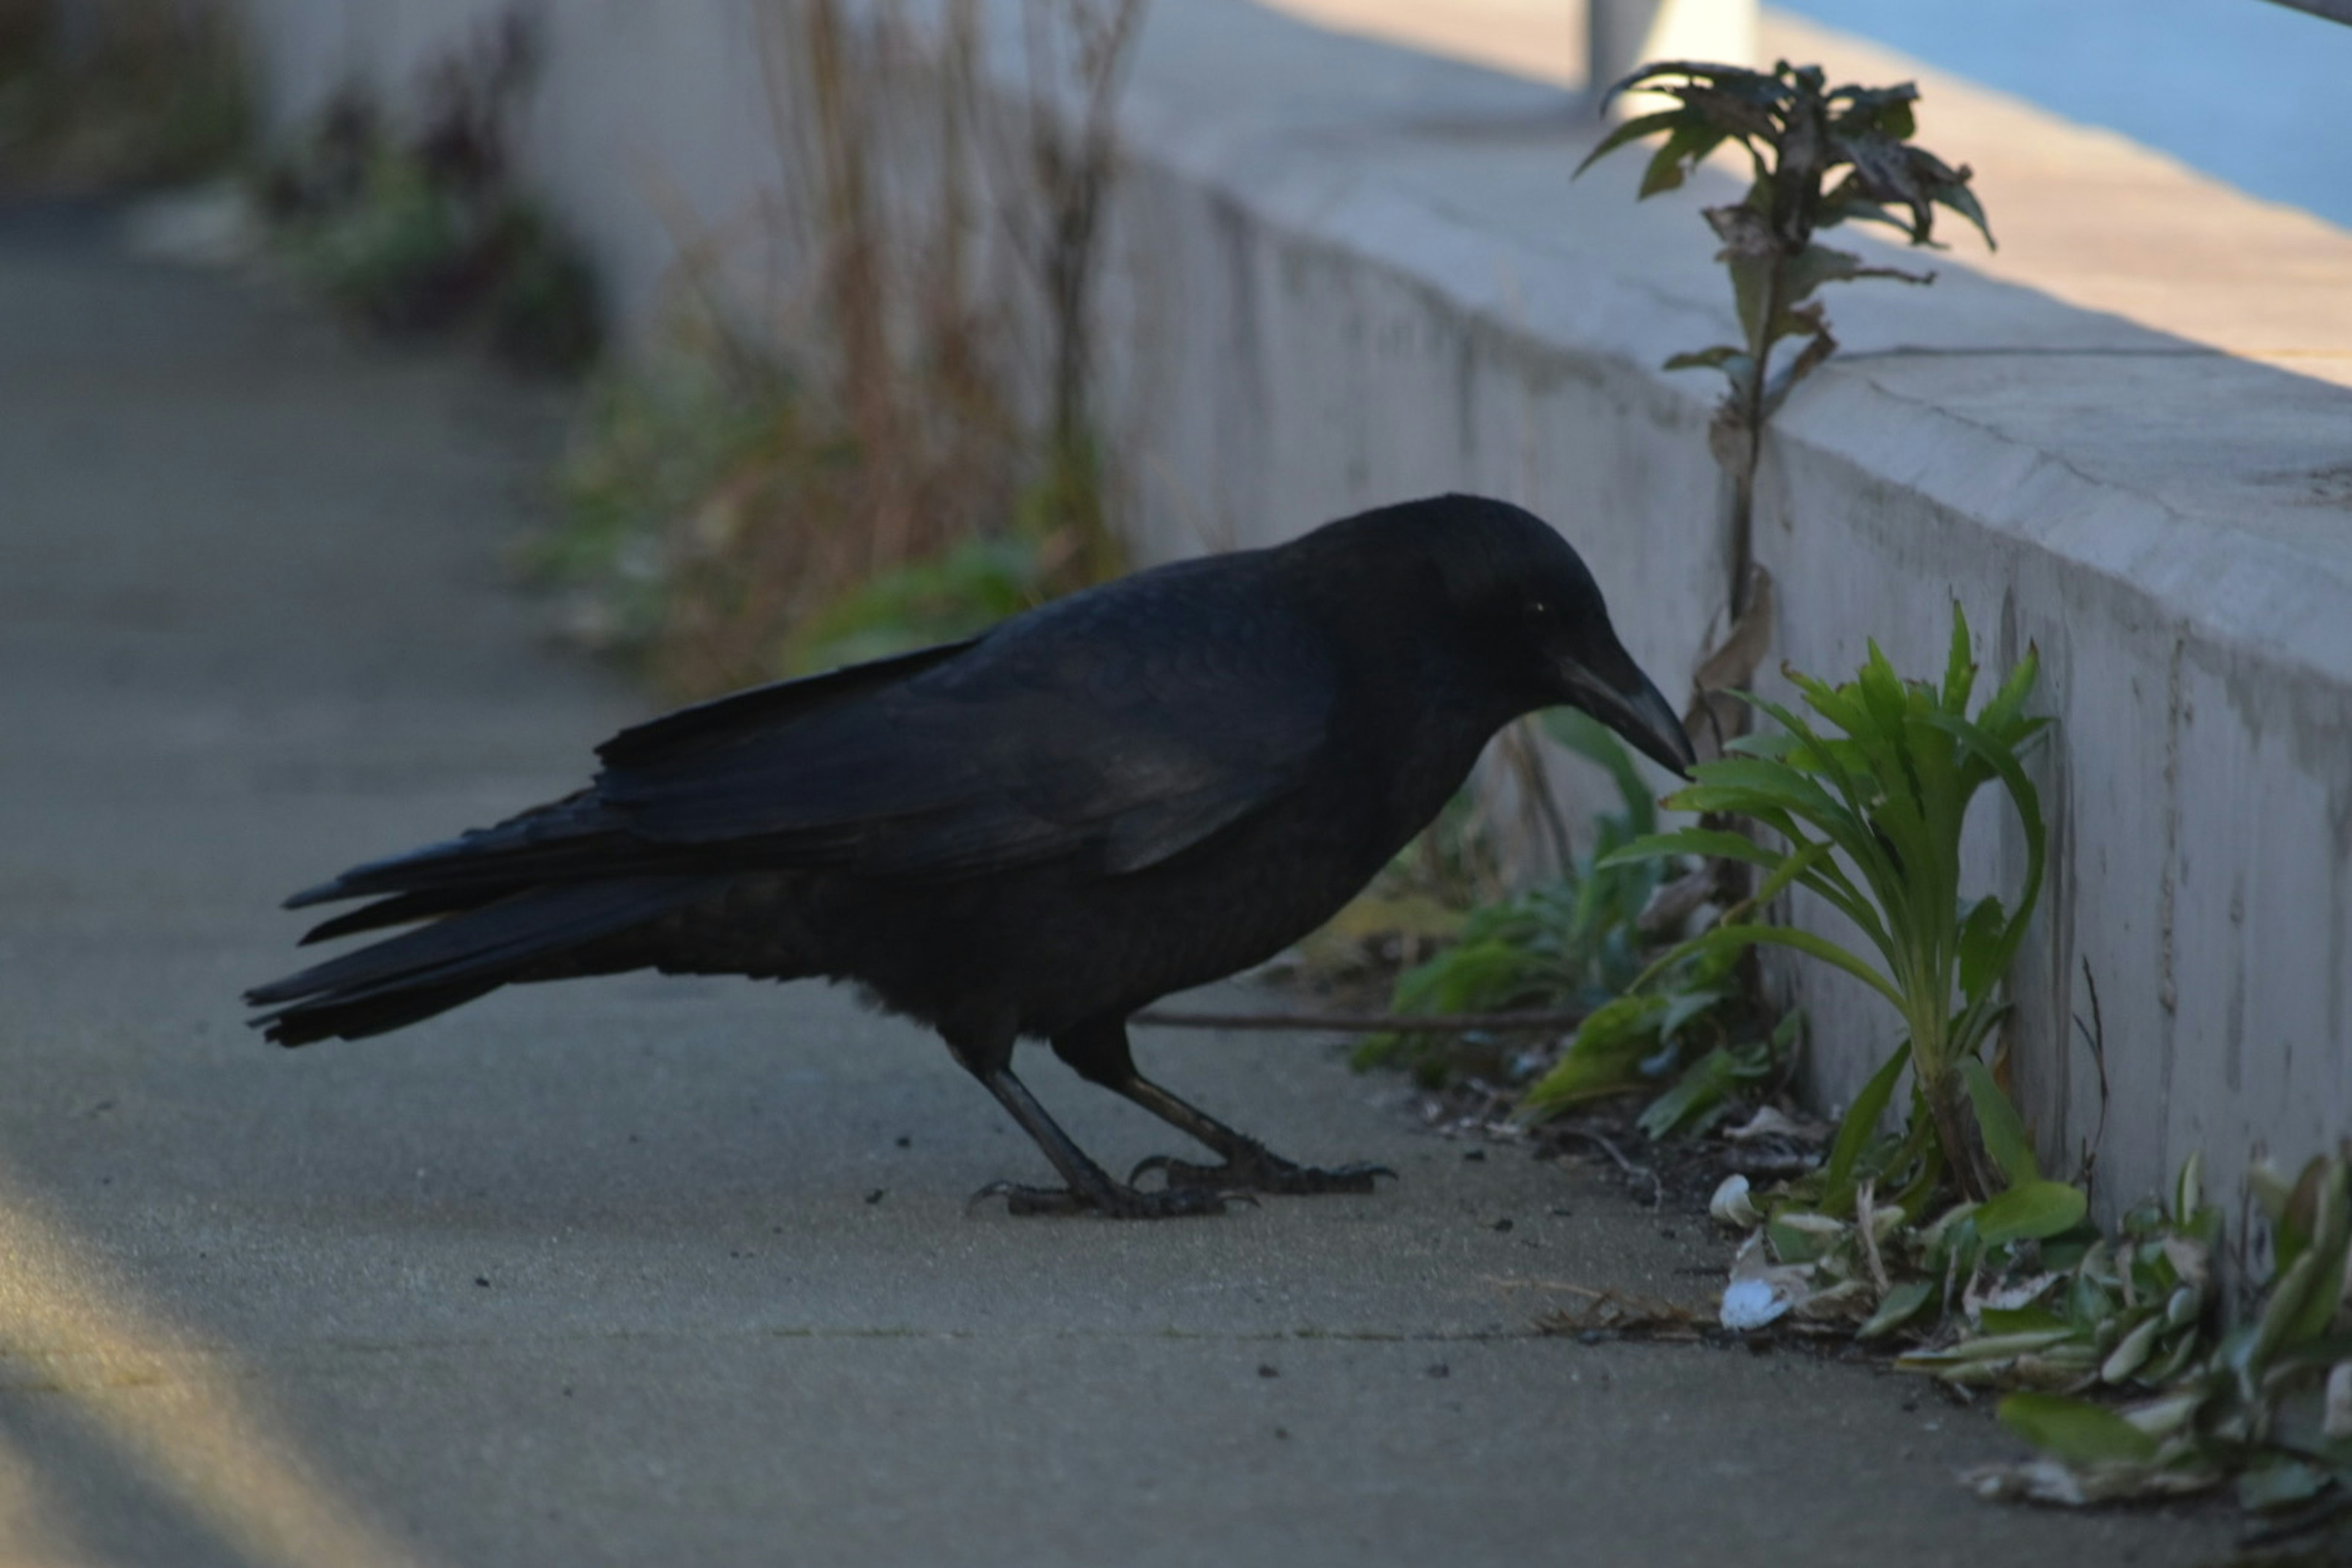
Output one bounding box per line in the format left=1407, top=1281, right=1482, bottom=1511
left=1577, top=61, right=1994, bottom=679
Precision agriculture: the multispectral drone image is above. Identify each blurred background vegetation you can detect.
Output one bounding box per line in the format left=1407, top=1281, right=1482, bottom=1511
left=0, top=0, right=249, bottom=192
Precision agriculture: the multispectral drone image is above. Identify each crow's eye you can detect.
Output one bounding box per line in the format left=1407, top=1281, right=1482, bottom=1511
left=1527, top=598, right=1553, bottom=620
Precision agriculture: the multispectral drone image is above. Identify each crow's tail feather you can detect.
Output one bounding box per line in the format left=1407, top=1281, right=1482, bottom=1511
left=247, top=875, right=712, bottom=1046
left=258, top=978, right=507, bottom=1046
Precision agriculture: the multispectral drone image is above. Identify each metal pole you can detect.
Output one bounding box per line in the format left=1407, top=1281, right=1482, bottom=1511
left=1587, top=0, right=1758, bottom=96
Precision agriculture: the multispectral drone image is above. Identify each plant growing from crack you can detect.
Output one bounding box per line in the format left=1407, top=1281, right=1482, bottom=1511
left=1721, top=1139, right=2352, bottom=1548
left=1575, top=61, right=1992, bottom=720
left=1975, top=1148, right=2352, bottom=1531
left=1581, top=606, right=2046, bottom=1204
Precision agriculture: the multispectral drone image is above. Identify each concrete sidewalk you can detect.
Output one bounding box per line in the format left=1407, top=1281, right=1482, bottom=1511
left=0, top=209, right=2234, bottom=1567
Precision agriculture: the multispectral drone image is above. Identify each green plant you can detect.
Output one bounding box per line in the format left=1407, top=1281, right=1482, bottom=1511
left=289, top=150, right=470, bottom=322
left=1575, top=61, right=1992, bottom=622
left=257, top=13, right=600, bottom=374
left=1607, top=607, right=2046, bottom=1201
left=1355, top=714, right=1792, bottom=1125
left=1967, top=1148, right=2352, bottom=1534
left=1526, top=943, right=1796, bottom=1140
left=1880, top=1153, right=2214, bottom=1381
left=1709, top=1126, right=2352, bottom=1538
left=1354, top=716, right=1660, bottom=1083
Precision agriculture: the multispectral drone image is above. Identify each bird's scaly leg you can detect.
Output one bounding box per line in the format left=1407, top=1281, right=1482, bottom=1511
left=1050, top=1020, right=1393, bottom=1197
left=1115, top=1075, right=1394, bottom=1196
left=967, top=1065, right=1236, bottom=1219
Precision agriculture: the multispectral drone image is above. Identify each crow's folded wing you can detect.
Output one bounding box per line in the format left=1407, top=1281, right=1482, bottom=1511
left=594, top=637, right=980, bottom=771
left=594, top=560, right=1338, bottom=880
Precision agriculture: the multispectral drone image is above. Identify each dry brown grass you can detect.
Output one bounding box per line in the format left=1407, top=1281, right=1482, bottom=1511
left=555, top=0, right=1148, bottom=700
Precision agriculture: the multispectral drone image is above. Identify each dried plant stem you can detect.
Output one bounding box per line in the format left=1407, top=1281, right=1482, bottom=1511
left=1017, top=0, right=1147, bottom=579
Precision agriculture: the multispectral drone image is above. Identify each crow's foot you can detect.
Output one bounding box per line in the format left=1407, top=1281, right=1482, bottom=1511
left=966, top=1178, right=1245, bottom=1219
left=1129, top=1148, right=1395, bottom=1196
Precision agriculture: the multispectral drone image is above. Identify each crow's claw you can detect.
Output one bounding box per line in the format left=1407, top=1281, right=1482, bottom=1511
left=966, top=1178, right=1239, bottom=1219
left=1129, top=1150, right=1396, bottom=1196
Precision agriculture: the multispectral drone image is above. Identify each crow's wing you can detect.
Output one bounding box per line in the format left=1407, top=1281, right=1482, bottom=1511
left=594, top=636, right=980, bottom=771
left=595, top=557, right=1338, bottom=880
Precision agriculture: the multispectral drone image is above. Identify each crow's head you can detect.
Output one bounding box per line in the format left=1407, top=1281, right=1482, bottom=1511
left=1411, top=495, right=1697, bottom=778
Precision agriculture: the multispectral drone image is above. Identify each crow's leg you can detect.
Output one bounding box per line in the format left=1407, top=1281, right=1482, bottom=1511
left=951, top=1041, right=1232, bottom=1218
left=1050, top=1019, right=1394, bottom=1197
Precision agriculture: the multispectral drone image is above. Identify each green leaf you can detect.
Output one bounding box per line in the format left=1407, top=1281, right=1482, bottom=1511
left=1677, top=81, right=1782, bottom=141
left=2255, top=1159, right=2352, bottom=1360
left=1997, top=1392, right=2160, bottom=1466
left=1858, top=1277, right=1936, bottom=1340
left=1929, top=178, right=1995, bottom=251
left=1776, top=243, right=1929, bottom=308
left=1636, top=1046, right=1744, bottom=1140
left=1941, top=605, right=1977, bottom=714
left=1956, top=894, right=2008, bottom=1005
left=1690, top=922, right=1904, bottom=1012
left=1961, top=1058, right=2038, bottom=1187
left=1921, top=708, right=2048, bottom=987
left=1979, top=1305, right=2068, bottom=1335
left=2304, top=1156, right=2352, bottom=1314
left=1684, top=758, right=1853, bottom=835
left=1975, top=1180, right=2087, bottom=1247
left=1638, top=118, right=1728, bottom=198
left=1768, top=1210, right=1847, bottom=1264
left=2174, top=1151, right=2205, bottom=1224
left=1786, top=667, right=1871, bottom=742
left=1657, top=987, right=1724, bottom=1041
left=1523, top=995, right=1669, bottom=1110
left=1600, top=828, right=1764, bottom=869
left=2252, top=1159, right=2299, bottom=1242
left=1571, top=107, right=1690, bottom=179
left=1973, top=641, right=2043, bottom=747
left=1822, top=1041, right=1909, bottom=1212
left=2237, top=1458, right=2329, bottom=1513
left=1597, top=59, right=1781, bottom=109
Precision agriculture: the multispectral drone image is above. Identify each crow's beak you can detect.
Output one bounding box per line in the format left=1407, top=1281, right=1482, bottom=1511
left=1564, top=657, right=1698, bottom=780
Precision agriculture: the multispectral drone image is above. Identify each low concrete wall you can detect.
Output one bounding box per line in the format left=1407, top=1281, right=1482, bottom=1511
left=231, top=0, right=2352, bottom=1209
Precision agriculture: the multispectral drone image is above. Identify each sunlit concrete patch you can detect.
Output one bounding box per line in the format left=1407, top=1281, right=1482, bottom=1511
left=0, top=1178, right=432, bottom=1568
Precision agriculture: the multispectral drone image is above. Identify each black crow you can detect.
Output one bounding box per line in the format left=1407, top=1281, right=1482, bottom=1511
left=247, top=494, right=1694, bottom=1218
